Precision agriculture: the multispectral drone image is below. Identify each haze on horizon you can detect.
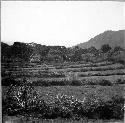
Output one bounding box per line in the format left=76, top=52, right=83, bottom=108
left=1, top=1, right=125, bottom=47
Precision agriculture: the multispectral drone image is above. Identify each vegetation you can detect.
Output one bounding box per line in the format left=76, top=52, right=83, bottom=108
left=2, top=30, right=125, bottom=122
left=2, top=83, right=124, bottom=120
left=101, top=44, right=111, bottom=53
left=1, top=40, right=125, bottom=63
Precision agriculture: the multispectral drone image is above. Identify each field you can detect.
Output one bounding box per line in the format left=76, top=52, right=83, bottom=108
left=2, top=61, right=125, bottom=86
left=2, top=60, right=125, bottom=123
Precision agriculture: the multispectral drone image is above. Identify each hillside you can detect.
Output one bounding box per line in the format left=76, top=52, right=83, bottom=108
left=1, top=30, right=125, bottom=63
left=76, top=30, right=125, bottom=49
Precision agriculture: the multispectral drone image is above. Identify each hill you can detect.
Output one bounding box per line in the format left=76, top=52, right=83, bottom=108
left=1, top=30, right=125, bottom=63
left=76, top=30, right=125, bottom=49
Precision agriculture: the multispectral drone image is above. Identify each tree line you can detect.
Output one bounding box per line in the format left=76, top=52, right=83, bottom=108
left=1, top=42, right=125, bottom=63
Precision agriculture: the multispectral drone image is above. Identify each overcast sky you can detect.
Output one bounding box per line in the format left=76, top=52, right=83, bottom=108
left=1, top=1, right=125, bottom=47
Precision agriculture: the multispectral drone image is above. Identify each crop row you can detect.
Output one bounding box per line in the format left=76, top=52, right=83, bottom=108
left=2, top=63, right=124, bottom=78
left=1, top=61, right=120, bottom=72
left=79, top=69, right=125, bottom=77
left=60, top=64, right=125, bottom=73
left=57, top=61, right=114, bottom=69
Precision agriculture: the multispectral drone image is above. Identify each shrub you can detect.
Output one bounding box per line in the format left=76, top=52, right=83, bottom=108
left=49, top=94, right=84, bottom=119
left=116, top=79, right=125, bottom=84
left=2, top=80, right=44, bottom=116
left=31, top=79, right=70, bottom=86
left=2, top=78, right=17, bottom=86
left=99, top=79, right=112, bottom=86
left=101, top=44, right=111, bottom=53
left=71, top=80, right=82, bottom=86
left=117, top=59, right=125, bottom=65
left=87, top=81, right=97, bottom=85
left=103, top=95, right=125, bottom=119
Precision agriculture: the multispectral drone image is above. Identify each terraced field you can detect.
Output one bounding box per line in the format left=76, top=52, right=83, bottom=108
left=2, top=61, right=125, bottom=86
left=2, top=61, right=125, bottom=122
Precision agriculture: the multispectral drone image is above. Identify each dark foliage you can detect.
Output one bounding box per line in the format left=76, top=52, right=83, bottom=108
left=98, top=80, right=113, bottom=86
left=1, top=41, right=125, bottom=64
left=2, top=78, right=17, bottom=86
left=101, top=44, right=111, bottom=53
left=116, top=79, right=125, bottom=84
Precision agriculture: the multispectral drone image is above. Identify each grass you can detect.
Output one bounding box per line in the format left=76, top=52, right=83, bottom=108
left=34, top=85, right=124, bottom=101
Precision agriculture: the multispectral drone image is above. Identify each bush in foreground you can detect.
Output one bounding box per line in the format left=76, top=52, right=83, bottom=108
left=3, top=84, right=124, bottom=120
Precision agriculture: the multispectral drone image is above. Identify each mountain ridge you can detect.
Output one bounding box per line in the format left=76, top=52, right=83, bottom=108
left=75, top=30, right=125, bottom=49
left=2, top=30, right=125, bottom=49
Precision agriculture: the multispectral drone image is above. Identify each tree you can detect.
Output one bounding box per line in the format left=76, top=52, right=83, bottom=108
left=101, top=44, right=111, bottom=53
left=11, top=42, right=33, bottom=62
left=114, top=46, right=123, bottom=52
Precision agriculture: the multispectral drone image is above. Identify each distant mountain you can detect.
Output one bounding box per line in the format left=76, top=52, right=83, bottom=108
left=76, top=30, right=125, bottom=49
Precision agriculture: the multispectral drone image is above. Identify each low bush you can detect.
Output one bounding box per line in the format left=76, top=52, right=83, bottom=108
left=116, top=79, right=125, bottom=84
left=98, top=79, right=112, bottom=86
left=2, top=78, right=18, bottom=86
left=29, top=79, right=114, bottom=86
left=117, top=59, right=125, bottom=65
left=31, top=79, right=69, bottom=86
left=71, top=80, right=82, bottom=86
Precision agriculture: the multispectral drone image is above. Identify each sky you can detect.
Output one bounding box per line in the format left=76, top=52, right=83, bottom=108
left=1, top=1, right=125, bottom=47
